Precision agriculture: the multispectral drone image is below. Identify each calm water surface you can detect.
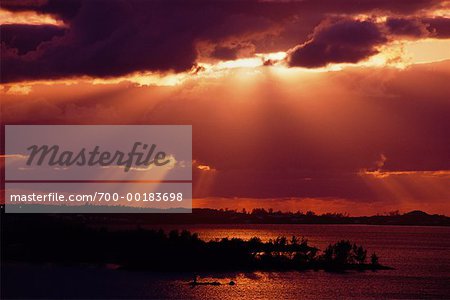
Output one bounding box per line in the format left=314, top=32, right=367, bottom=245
left=4, top=225, right=450, bottom=299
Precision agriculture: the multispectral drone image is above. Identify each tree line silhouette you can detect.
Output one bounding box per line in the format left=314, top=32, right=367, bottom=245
left=2, top=214, right=389, bottom=272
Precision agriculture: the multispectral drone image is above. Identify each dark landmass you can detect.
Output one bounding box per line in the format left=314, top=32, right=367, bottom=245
left=148, top=208, right=448, bottom=226
left=3, top=206, right=444, bottom=226
left=0, top=208, right=443, bottom=276
left=1, top=214, right=390, bottom=272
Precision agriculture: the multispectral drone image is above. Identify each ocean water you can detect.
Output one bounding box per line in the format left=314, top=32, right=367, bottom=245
left=3, top=225, right=450, bottom=299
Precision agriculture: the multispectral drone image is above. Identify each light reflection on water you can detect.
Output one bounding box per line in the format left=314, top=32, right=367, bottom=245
left=4, top=225, right=450, bottom=299
left=158, top=224, right=450, bottom=275
left=155, top=224, right=450, bottom=299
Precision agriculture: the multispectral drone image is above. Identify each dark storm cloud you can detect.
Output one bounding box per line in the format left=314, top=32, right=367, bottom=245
left=386, top=17, right=450, bottom=38
left=0, top=0, right=445, bottom=82
left=294, top=0, right=441, bottom=15
left=209, top=42, right=255, bottom=60
left=211, top=45, right=242, bottom=61
left=287, top=15, right=450, bottom=68
left=1, top=0, right=280, bottom=82
left=425, top=17, right=450, bottom=38
left=288, top=19, right=387, bottom=68
left=0, top=24, right=66, bottom=55
left=386, top=18, right=430, bottom=38
left=3, top=0, right=437, bottom=20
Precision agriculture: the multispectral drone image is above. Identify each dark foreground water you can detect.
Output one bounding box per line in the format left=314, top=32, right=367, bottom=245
left=3, top=225, right=450, bottom=299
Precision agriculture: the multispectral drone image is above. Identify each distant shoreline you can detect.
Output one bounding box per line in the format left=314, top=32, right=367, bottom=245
left=11, top=208, right=443, bottom=227
left=2, top=206, right=449, bottom=227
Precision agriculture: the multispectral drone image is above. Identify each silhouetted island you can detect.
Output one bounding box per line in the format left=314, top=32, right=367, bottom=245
left=1, top=208, right=444, bottom=274
left=2, top=214, right=391, bottom=272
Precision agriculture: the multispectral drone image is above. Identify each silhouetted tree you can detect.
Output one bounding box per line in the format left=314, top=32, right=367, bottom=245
left=352, top=244, right=367, bottom=264
left=323, top=244, right=334, bottom=263
left=333, top=240, right=353, bottom=265
left=306, top=210, right=316, bottom=217
left=371, top=253, right=379, bottom=265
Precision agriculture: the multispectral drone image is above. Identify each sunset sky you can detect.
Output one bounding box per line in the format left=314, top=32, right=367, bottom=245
left=1, top=0, right=449, bottom=215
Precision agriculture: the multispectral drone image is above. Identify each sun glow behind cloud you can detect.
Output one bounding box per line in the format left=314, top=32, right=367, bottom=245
left=1, top=4, right=449, bottom=88
left=430, top=1, right=450, bottom=17
left=0, top=8, right=65, bottom=26
left=1, top=34, right=449, bottom=94
left=2, top=54, right=449, bottom=215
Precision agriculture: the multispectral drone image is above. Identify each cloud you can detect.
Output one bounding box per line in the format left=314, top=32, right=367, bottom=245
left=1, top=0, right=446, bottom=82
left=210, top=42, right=256, bottom=61
left=0, top=0, right=279, bottom=82
left=0, top=24, right=66, bottom=54
left=386, top=18, right=431, bottom=38
left=288, top=19, right=387, bottom=68
left=287, top=15, right=450, bottom=68
left=1, top=0, right=82, bottom=21
left=386, top=17, right=450, bottom=38
left=425, top=17, right=450, bottom=38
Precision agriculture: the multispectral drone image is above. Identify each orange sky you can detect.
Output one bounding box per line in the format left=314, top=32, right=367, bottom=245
left=1, top=1, right=450, bottom=215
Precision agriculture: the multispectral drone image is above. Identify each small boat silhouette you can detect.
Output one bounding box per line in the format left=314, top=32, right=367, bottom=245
left=189, top=281, right=221, bottom=286
left=189, top=276, right=235, bottom=286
